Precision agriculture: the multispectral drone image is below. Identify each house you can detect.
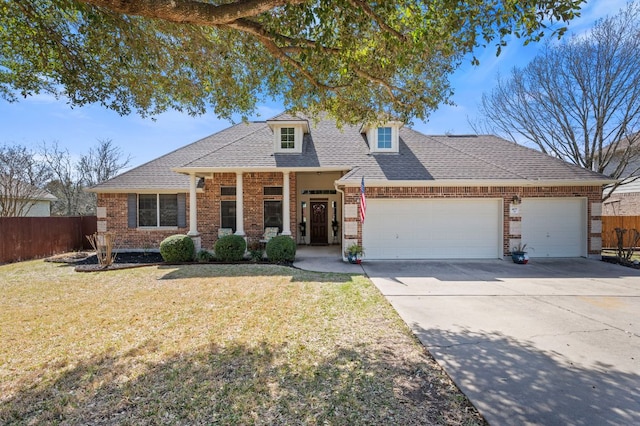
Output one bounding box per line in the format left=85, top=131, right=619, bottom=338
left=601, top=133, right=640, bottom=215
left=89, top=112, right=613, bottom=260
left=0, top=181, right=57, bottom=217
left=603, top=179, right=640, bottom=215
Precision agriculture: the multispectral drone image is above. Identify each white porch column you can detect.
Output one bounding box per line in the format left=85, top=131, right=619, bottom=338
left=187, top=173, right=198, bottom=236
left=187, top=173, right=201, bottom=253
left=235, top=171, right=245, bottom=235
left=282, top=171, right=291, bottom=236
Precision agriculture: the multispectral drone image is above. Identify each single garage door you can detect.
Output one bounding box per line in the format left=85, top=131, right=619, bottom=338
left=520, top=198, right=586, bottom=258
left=362, top=198, right=502, bottom=259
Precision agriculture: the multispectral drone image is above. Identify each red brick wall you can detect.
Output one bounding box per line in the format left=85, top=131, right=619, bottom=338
left=97, top=171, right=298, bottom=250
left=343, top=185, right=602, bottom=256
left=201, top=172, right=297, bottom=248
left=98, top=193, right=189, bottom=249
left=100, top=183, right=601, bottom=255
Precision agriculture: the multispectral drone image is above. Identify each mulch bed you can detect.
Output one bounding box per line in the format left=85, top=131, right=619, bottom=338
left=601, top=255, right=640, bottom=269
left=45, top=251, right=164, bottom=272
left=45, top=252, right=291, bottom=272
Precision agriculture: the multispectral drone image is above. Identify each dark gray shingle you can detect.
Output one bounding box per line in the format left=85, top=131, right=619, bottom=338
left=92, top=113, right=610, bottom=192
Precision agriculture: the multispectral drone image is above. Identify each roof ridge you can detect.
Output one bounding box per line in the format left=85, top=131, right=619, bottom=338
left=425, top=133, right=530, bottom=180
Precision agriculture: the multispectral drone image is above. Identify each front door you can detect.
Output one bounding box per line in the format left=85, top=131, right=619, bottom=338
left=310, top=201, right=328, bottom=245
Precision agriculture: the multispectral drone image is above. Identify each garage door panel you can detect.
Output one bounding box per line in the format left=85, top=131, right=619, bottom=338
left=521, top=198, right=586, bottom=258
left=363, top=199, right=502, bottom=260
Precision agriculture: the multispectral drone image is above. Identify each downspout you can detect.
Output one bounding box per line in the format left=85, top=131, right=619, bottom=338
left=334, top=180, right=346, bottom=262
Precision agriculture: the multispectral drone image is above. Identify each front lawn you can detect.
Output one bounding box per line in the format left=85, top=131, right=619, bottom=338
left=0, top=261, right=484, bottom=425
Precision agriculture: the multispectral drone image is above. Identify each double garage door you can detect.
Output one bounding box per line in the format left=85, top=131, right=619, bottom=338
left=363, top=199, right=502, bottom=259
left=362, top=198, right=586, bottom=260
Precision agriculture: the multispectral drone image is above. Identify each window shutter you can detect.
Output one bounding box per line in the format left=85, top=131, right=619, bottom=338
left=177, top=193, right=187, bottom=228
left=127, top=194, right=137, bottom=228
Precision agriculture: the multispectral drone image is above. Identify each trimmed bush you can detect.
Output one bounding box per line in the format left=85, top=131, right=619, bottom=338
left=266, top=235, right=296, bottom=263
left=160, top=234, right=195, bottom=262
left=214, top=234, right=246, bottom=262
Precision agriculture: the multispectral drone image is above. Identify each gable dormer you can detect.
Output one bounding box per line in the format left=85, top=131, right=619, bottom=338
left=267, top=116, right=309, bottom=154
left=361, top=121, right=403, bottom=154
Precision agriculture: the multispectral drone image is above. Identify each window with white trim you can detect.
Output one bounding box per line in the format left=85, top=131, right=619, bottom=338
left=272, top=124, right=304, bottom=153
left=377, top=127, right=392, bottom=149
left=138, top=194, right=178, bottom=227
left=280, top=127, right=295, bottom=149
left=363, top=122, right=402, bottom=153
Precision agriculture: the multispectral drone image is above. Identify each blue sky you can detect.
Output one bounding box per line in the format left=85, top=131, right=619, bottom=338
left=0, top=0, right=629, bottom=168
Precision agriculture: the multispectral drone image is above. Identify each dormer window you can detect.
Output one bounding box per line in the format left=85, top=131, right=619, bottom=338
left=280, top=127, right=296, bottom=149
left=362, top=121, right=403, bottom=153
left=377, top=127, right=392, bottom=149
left=267, top=117, right=309, bottom=154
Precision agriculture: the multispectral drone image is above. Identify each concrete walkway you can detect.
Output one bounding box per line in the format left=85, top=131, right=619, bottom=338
left=293, top=245, right=364, bottom=274
left=363, top=259, right=640, bottom=425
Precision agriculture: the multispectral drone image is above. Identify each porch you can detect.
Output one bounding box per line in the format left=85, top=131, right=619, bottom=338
left=183, top=169, right=348, bottom=251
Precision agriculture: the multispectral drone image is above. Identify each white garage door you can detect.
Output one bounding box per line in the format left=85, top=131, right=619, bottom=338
left=521, top=198, right=586, bottom=258
left=362, top=199, right=502, bottom=259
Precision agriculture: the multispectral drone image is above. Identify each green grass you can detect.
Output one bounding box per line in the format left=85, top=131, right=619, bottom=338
left=0, top=261, right=484, bottom=425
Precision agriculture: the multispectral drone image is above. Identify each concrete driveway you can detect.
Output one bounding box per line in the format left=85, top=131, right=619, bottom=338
left=363, top=259, right=640, bottom=425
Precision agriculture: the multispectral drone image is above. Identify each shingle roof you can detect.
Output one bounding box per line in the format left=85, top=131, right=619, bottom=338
left=89, top=122, right=265, bottom=191
left=91, top=113, right=611, bottom=192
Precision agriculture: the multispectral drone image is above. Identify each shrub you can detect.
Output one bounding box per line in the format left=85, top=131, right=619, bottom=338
left=266, top=235, right=296, bottom=263
left=214, top=234, right=246, bottom=262
left=159, top=234, right=195, bottom=262
left=248, top=241, right=264, bottom=262
left=196, top=249, right=214, bottom=262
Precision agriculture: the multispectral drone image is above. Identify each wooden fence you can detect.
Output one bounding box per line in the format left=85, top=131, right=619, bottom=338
left=0, top=216, right=97, bottom=264
left=601, top=216, right=640, bottom=248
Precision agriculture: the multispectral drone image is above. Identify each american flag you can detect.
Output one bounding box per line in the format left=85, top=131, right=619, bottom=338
left=360, top=176, right=366, bottom=223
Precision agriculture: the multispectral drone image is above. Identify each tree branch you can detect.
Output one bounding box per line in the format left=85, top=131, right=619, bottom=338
left=225, top=19, right=338, bottom=93
left=345, top=0, right=407, bottom=41
left=78, top=0, right=306, bottom=25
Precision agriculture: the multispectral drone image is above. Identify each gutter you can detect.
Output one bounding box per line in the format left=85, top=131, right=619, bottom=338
left=335, top=178, right=616, bottom=187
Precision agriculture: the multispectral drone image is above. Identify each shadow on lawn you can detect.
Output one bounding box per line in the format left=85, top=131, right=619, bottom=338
left=156, top=264, right=356, bottom=283
left=412, top=326, right=640, bottom=425
left=0, top=339, right=483, bottom=425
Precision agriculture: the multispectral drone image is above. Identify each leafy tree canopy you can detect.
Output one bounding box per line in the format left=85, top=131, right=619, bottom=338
left=1, top=0, right=584, bottom=123
left=475, top=1, right=640, bottom=194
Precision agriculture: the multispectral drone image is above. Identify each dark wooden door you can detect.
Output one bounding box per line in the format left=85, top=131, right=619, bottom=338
left=310, top=201, right=328, bottom=244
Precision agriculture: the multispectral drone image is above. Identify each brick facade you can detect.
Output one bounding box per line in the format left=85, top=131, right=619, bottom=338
left=99, top=179, right=601, bottom=257
left=97, top=193, right=190, bottom=249
left=342, top=185, right=603, bottom=256
left=97, top=171, right=297, bottom=250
